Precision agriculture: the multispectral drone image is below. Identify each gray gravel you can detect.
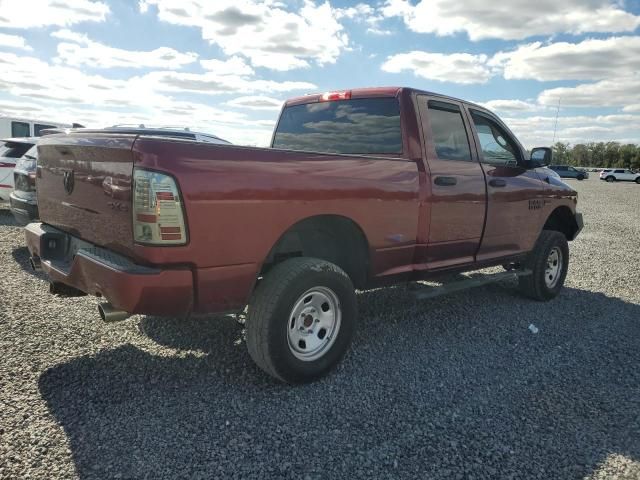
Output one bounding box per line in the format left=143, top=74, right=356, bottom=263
left=1, top=177, right=639, bottom=479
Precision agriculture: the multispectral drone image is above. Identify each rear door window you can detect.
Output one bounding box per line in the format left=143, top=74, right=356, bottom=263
left=11, top=121, right=31, bottom=137
left=272, top=98, right=402, bottom=155
left=426, top=100, right=471, bottom=161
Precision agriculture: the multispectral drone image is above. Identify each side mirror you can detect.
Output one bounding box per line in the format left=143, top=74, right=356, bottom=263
left=530, top=147, right=552, bottom=167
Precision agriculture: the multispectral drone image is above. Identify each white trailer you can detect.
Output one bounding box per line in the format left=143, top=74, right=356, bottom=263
left=0, top=115, right=74, bottom=138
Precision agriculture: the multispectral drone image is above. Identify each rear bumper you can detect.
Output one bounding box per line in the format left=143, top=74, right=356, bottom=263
left=9, top=192, right=38, bottom=225
left=25, top=222, right=194, bottom=315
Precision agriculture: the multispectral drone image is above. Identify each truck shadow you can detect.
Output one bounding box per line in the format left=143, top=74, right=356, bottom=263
left=0, top=207, right=18, bottom=227
left=11, top=245, right=48, bottom=279
left=39, top=287, right=640, bottom=479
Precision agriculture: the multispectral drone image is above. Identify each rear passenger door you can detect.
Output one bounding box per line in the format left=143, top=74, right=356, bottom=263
left=417, top=97, right=487, bottom=268
left=465, top=108, right=547, bottom=260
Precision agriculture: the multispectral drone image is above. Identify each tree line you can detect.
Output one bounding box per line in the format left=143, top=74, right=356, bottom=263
left=550, top=142, right=640, bottom=170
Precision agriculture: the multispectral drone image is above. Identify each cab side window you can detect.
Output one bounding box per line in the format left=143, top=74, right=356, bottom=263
left=470, top=111, right=521, bottom=167
left=427, top=100, right=472, bottom=161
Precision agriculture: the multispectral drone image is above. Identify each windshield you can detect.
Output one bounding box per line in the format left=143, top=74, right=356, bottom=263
left=272, top=98, right=402, bottom=155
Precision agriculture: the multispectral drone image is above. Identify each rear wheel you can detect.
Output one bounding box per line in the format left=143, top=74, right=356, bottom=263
left=518, top=230, right=569, bottom=301
left=246, top=257, right=357, bottom=383
left=606, top=176, right=615, bottom=182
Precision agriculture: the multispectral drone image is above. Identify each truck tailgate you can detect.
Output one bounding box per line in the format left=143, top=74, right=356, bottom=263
left=36, top=134, right=137, bottom=257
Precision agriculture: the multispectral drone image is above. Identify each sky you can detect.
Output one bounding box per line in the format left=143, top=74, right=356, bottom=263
left=1, top=0, right=640, bottom=148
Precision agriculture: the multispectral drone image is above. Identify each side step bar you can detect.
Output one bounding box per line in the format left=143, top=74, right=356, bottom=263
left=413, top=269, right=532, bottom=300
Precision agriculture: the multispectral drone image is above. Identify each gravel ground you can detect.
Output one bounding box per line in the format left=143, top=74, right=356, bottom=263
left=1, top=177, right=639, bottom=479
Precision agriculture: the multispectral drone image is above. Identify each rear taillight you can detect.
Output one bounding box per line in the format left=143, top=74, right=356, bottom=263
left=133, top=169, right=187, bottom=245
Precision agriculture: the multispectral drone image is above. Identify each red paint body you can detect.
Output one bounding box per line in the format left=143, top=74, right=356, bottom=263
left=26, top=87, right=580, bottom=315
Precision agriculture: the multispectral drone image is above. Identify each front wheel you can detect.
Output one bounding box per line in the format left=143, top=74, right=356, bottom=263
left=577, top=175, right=585, bottom=181
left=518, top=230, right=569, bottom=301
left=635, top=178, right=640, bottom=184
left=606, top=176, right=615, bottom=182
left=246, top=257, right=357, bottom=383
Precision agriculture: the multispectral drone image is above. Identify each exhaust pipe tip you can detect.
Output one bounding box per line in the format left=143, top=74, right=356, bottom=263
left=30, top=256, right=42, bottom=271
left=98, top=303, right=131, bottom=323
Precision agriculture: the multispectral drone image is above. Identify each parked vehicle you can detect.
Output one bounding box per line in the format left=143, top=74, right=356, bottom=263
left=0, top=137, right=37, bottom=203
left=540, top=166, right=561, bottom=179
left=103, top=125, right=232, bottom=145
left=9, top=144, right=38, bottom=224
left=0, top=115, right=75, bottom=138
left=7, top=127, right=230, bottom=222
left=599, top=168, right=640, bottom=183
left=548, top=165, right=588, bottom=180
left=25, top=87, right=583, bottom=383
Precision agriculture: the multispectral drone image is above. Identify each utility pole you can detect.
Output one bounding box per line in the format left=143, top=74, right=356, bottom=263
left=551, top=97, right=561, bottom=144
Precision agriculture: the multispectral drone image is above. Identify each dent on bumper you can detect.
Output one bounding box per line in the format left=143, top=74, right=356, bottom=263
left=25, top=223, right=193, bottom=315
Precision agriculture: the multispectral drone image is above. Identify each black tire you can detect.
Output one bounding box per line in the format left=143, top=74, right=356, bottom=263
left=246, top=257, right=357, bottom=383
left=518, top=230, right=569, bottom=301
left=577, top=174, right=584, bottom=181
left=635, top=178, right=640, bottom=184
left=606, top=176, right=615, bottom=182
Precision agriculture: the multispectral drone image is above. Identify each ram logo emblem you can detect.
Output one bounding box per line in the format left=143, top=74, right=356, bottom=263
left=63, top=170, right=75, bottom=195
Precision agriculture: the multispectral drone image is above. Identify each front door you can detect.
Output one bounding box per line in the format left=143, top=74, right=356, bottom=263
left=464, top=107, right=547, bottom=261
left=417, top=97, right=487, bottom=269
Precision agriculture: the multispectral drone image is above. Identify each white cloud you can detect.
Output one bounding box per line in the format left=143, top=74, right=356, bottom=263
left=335, top=3, right=375, bottom=19
left=200, top=56, right=254, bottom=75
left=381, top=0, right=640, bottom=41
left=0, top=0, right=109, bottom=28
left=141, top=0, right=350, bottom=71
left=491, top=37, right=640, bottom=81
left=143, top=70, right=316, bottom=95
left=52, top=29, right=198, bottom=69
left=381, top=51, right=491, bottom=84
left=0, top=33, right=32, bottom=50
left=226, top=95, right=283, bottom=110
left=0, top=50, right=313, bottom=145
left=538, top=75, right=640, bottom=108
left=480, top=99, right=540, bottom=113
left=504, top=114, right=640, bottom=147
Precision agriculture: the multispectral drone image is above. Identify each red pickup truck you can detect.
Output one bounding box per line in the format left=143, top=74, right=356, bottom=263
left=26, top=87, right=582, bottom=383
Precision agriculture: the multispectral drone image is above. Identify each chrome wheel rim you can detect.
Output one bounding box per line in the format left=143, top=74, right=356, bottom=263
left=287, top=287, right=341, bottom=362
left=544, top=247, right=563, bottom=289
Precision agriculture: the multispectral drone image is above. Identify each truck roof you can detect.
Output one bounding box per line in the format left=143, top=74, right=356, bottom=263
left=284, top=86, right=487, bottom=111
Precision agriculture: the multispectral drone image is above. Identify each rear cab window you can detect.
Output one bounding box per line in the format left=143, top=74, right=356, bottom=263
left=272, top=97, right=402, bottom=155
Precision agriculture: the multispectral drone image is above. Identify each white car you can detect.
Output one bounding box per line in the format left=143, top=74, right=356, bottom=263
left=599, top=168, right=640, bottom=183
left=0, top=137, right=37, bottom=202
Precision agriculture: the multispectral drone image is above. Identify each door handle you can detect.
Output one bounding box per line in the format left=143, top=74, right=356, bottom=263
left=434, top=176, right=457, bottom=186
left=489, top=178, right=507, bottom=187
